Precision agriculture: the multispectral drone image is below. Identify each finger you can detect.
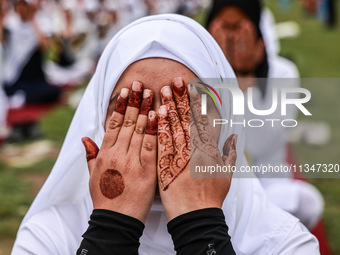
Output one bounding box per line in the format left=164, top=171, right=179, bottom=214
left=172, top=77, right=190, bottom=149
left=128, top=89, right=153, bottom=155
left=102, top=88, right=129, bottom=149
left=115, top=81, right=143, bottom=152
left=161, top=86, right=186, bottom=150
left=207, top=19, right=218, bottom=35
left=141, top=111, right=157, bottom=168
left=226, top=33, right=236, bottom=66
left=222, top=134, right=238, bottom=168
left=82, top=137, right=99, bottom=175
left=140, top=89, right=154, bottom=116
left=189, top=106, right=202, bottom=156
left=157, top=105, right=174, bottom=191
left=188, top=84, right=215, bottom=144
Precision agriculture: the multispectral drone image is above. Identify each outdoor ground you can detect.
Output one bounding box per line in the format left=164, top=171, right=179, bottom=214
left=0, top=1, right=339, bottom=254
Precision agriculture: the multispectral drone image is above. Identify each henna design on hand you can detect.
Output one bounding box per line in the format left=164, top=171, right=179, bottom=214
left=140, top=89, right=154, bottom=116
left=145, top=111, right=158, bottom=135
left=82, top=137, right=99, bottom=162
left=158, top=107, right=175, bottom=190
left=189, top=84, right=221, bottom=160
left=158, top=83, right=190, bottom=190
left=115, top=88, right=129, bottom=115
left=128, top=81, right=143, bottom=108
left=173, top=78, right=190, bottom=149
left=100, top=169, right=125, bottom=199
left=222, top=134, right=238, bottom=167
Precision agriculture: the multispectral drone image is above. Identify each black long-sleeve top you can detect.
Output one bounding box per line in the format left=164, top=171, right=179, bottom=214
left=77, top=208, right=235, bottom=255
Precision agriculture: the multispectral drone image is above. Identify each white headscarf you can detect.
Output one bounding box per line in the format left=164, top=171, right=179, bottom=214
left=16, top=14, right=307, bottom=255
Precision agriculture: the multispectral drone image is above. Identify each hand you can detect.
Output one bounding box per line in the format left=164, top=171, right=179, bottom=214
left=82, top=82, right=157, bottom=223
left=209, top=19, right=265, bottom=74
left=157, top=77, right=238, bottom=221
left=208, top=19, right=229, bottom=57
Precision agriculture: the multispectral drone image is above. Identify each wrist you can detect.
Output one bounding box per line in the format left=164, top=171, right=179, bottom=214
left=165, top=203, right=222, bottom=221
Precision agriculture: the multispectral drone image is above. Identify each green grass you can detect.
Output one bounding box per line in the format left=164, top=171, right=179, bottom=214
left=0, top=106, right=75, bottom=253
left=40, top=105, right=75, bottom=143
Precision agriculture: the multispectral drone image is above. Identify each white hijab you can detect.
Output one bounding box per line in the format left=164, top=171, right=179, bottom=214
left=19, top=14, right=301, bottom=254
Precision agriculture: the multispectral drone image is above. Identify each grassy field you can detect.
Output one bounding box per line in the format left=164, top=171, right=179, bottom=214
left=0, top=2, right=340, bottom=254
left=0, top=105, right=75, bottom=254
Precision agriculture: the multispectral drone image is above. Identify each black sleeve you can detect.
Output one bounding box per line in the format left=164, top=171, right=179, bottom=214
left=76, top=209, right=144, bottom=255
left=167, top=208, right=236, bottom=255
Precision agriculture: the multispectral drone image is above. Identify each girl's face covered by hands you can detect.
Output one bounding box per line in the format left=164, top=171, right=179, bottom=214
left=105, top=58, right=221, bottom=141
left=82, top=58, right=237, bottom=221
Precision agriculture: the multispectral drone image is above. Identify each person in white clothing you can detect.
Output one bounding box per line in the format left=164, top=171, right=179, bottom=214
left=207, top=0, right=324, bottom=230
left=12, top=14, right=320, bottom=254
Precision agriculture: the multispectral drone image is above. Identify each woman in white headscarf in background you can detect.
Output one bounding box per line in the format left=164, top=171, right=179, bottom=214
left=207, top=0, right=324, bottom=230
left=3, top=0, right=61, bottom=104
left=12, top=14, right=319, bottom=254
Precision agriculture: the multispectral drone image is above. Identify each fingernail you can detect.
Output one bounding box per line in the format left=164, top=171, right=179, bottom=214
left=173, top=77, right=183, bottom=88
left=159, top=105, right=167, bottom=115
left=121, top=88, right=129, bottom=98
left=143, top=89, right=151, bottom=98
left=173, top=77, right=185, bottom=96
left=161, top=86, right=172, bottom=97
left=132, top=81, right=142, bottom=91
left=149, top=110, right=155, bottom=119
left=189, top=84, right=198, bottom=96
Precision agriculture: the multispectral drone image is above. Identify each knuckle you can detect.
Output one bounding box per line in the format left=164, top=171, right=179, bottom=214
left=123, top=118, right=136, bottom=128
left=109, top=119, right=122, bottom=130
left=143, top=142, right=154, bottom=152
left=135, top=125, right=145, bottom=135
left=110, top=157, right=118, bottom=167
left=140, top=161, right=155, bottom=177
left=96, top=154, right=105, bottom=166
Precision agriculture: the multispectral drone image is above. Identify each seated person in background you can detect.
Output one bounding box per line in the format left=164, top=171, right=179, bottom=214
left=2, top=0, right=62, bottom=141
left=42, top=0, right=96, bottom=86
left=207, top=0, right=324, bottom=230
left=12, top=14, right=319, bottom=254
left=2, top=0, right=61, bottom=105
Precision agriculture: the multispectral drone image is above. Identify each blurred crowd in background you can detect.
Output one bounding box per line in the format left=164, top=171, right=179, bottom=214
left=0, top=0, right=337, bottom=143
left=0, top=0, right=209, bottom=142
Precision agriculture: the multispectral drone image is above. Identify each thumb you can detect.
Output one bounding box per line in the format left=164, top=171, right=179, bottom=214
left=82, top=137, right=99, bottom=175
left=222, top=134, right=238, bottom=167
